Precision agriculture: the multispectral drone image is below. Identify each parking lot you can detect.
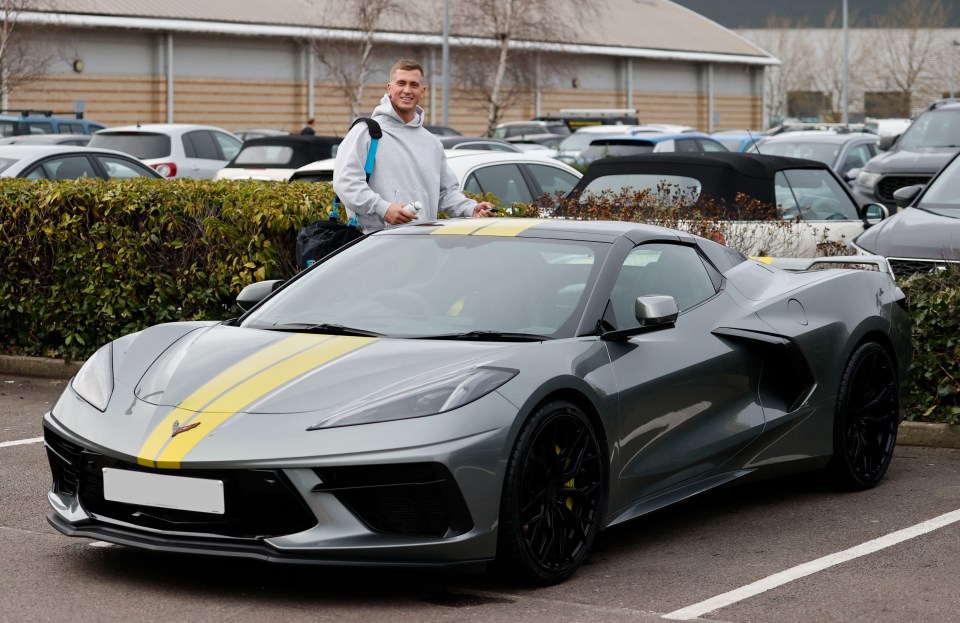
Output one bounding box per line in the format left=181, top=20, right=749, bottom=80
left=3, top=373, right=960, bottom=623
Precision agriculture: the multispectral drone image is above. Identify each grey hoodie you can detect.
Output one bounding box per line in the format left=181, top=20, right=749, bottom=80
left=332, top=94, right=477, bottom=232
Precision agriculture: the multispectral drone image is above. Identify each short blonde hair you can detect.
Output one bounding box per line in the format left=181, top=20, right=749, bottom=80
left=390, top=59, right=424, bottom=81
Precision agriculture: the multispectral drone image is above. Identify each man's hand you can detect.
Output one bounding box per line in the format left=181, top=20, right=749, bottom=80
left=473, top=201, right=498, bottom=217
left=384, top=202, right=416, bottom=225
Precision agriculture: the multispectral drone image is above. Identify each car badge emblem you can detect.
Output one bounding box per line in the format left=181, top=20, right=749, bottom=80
left=171, top=420, right=201, bottom=438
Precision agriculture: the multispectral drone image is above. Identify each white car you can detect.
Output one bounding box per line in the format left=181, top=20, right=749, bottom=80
left=290, top=150, right=582, bottom=210
left=215, top=135, right=340, bottom=181
left=0, top=144, right=161, bottom=179
left=88, top=124, right=242, bottom=179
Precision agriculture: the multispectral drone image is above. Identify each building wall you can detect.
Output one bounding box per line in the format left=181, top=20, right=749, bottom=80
left=9, top=26, right=766, bottom=135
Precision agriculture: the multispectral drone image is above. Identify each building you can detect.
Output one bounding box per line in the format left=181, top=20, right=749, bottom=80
left=7, top=0, right=777, bottom=135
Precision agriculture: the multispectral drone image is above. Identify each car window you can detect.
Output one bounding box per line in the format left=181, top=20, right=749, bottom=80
left=916, top=154, right=960, bottom=207
left=59, top=123, right=82, bottom=134
left=183, top=131, right=221, bottom=160
left=580, top=173, right=702, bottom=204
left=526, top=164, right=580, bottom=196
left=25, top=156, right=97, bottom=180
left=96, top=155, right=158, bottom=179
left=608, top=243, right=716, bottom=327
left=775, top=169, right=860, bottom=221
left=758, top=140, right=839, bottom=166
left=698, top=138, right=728, bottom=152
left=26, top=122, right=54, bottom=135
left=674, top=138, right=700, bottom=153
left=212, top=131, right=242, bottom=160
left=581, top=141, right=656, bottom=160
left=0, top=157, right=18, bottom=173
left=841, top=144, right=873, bottom=175
left=463, top=163, right=535, bottom=206
left=233, top=145, right=295, bottom=166
left=898, top=109, right=960, bottom=149
left=89, top=133, right=172, bottom=159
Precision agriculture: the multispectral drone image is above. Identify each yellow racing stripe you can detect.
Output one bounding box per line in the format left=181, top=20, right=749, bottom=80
left=137, top=334, right=376, bottom=468
left=471, top=218, right=545, bottom=237
left=430, top=220, right=490, bottom=235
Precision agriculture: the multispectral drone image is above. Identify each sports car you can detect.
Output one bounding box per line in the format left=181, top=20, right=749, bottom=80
left=44, top=218, right=911, bottom=585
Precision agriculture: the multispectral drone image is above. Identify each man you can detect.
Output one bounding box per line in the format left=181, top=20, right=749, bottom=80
left=333, top=59, right=496, bottom=232
left=300, top=118, right=316, bottom=135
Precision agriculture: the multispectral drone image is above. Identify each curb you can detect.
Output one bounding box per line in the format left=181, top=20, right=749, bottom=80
left=2, top=355, right=959, bottom=449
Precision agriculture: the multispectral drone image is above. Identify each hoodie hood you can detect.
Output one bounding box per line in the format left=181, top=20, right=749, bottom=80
left=372, top=93, right=424, bottom=130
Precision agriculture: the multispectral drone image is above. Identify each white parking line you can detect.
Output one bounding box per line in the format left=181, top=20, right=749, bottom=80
left=663, top=508, right=960, bottom=620
left=0, top=437, right=43, bottom=449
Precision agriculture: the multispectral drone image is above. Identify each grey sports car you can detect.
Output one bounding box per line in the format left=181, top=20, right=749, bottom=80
left=45, top=218, right=911, bottom=585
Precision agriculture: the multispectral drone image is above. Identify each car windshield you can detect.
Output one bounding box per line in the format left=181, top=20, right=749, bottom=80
left=233, top=145, right=295, bottom=166
left=559, top=132, right=621, bottom=152
left=241, top=232, right=608, bottom=339
left=581, top=141, right=655, bottom=160
left=88, top=133, right=172, bottom=159
left=916, top=154, right=960, bottom=213
left=757, top=140, right=840, bottom=166
left=898, top=109, right=960, bottom=149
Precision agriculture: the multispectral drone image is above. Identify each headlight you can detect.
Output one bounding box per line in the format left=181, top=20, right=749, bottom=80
left=309, top=366, right=518, bottom=429
left=857, top=170, right=882, bottom=190
left=71, top=343, right=114, bottom=411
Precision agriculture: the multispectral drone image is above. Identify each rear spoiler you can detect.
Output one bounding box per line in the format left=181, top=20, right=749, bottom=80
left=751, top=255, right=894, bottom=276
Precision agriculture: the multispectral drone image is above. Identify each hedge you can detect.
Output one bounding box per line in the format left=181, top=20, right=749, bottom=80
left=1, top=178, right=956, bottom=423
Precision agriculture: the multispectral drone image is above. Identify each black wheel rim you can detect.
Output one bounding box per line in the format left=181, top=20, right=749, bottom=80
left=516, top=410, right=602, bottom=575
left=843, top=347, right=898, bottom=482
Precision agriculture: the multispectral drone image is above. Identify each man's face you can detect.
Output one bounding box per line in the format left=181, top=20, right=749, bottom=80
left=387, top=68, right=426, bottom=121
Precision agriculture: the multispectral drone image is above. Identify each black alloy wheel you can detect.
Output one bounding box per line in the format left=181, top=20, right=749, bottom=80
left=827, top=341, right=899, bottom=490
left=497, top=400, right=604, bottom=585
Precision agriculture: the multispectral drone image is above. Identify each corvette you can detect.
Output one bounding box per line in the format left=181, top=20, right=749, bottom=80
left=44, top=218, right=911, bottom=584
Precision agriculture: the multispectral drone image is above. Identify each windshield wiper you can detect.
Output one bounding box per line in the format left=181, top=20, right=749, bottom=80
left=261, top=323, right=384, bottom=337
left=417, top=330, right=553, bottom=342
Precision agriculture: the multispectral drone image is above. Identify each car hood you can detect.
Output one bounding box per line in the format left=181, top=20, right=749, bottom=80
left=865, top=148, right=957, bottom=174
left=855, top=206, right=960, bottom=259
left=132, top=323, right=518, bottom=415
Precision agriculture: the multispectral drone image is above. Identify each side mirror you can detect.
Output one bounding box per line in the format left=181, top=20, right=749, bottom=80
left=878, top=135, right=898, bottom=151
left=861, top=203, right=888, bottom=226
left=892, top=184, right=923, bottom=209
left=236, top=280, right=284, bottom=311
left=601, top=295, right=679, bottom=341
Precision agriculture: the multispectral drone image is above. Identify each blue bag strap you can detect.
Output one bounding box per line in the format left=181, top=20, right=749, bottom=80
left=333, top=117, right=382, bottom=226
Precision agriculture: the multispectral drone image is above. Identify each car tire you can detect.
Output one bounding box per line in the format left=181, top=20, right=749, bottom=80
left=495, top=400, right=604, bottom=585
left=826, top=341, right=899, bottom=490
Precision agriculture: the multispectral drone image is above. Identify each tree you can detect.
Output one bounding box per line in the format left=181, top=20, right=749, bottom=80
left=303, top=0, right=409, bottom=122
left=0, top=0, right=66, bottom=103
left=451, top=0, right=603, bottom=135
left=866, top=0, right=948, bottom=114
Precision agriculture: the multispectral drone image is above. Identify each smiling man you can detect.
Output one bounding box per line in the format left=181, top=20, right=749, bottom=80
left=333, top=59, right=496, bottom=232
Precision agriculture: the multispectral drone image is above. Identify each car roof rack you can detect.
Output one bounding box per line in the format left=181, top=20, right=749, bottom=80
left=0, top=109, right=85, bottom=119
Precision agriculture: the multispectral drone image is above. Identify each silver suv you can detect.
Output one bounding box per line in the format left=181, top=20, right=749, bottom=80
left=89, top=124, right=241, bottom=179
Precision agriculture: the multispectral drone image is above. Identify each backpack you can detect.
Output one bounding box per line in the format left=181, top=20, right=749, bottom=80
left=295, top=117, right=382, bottom=270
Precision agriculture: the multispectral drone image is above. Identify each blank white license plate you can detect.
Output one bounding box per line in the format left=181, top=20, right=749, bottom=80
left=102, top=468, right=225, bottom=515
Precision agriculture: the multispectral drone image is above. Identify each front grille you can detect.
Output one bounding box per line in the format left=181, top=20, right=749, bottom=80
left=313, top=463, right=474, bottom=538
left=45, top=427, right=82, bottom=496
left=877, top=175, right=932, bottom=203
left=45, top=428, right=317, bottom=539
left=888, top=258, right=955, bottom=278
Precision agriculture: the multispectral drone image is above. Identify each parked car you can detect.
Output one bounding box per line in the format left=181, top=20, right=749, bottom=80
left=506, top=133, right=566, bottom=149
left=863, top=118, right=912, bottom=141
left=0, top=134, right=91, bottom=146
left=44, top=217, right=909, bottom=584
left=851, top=148, right=960, bottom=278
left=754, top=130, right=879, bottom=182
left=0, top=111, right=105, bottom=137
left=711, top=130, right=763, bottom=153
left=215, top=135, right=340, bottom=181
left=0, top=145, right=161, bottom=179
left=88, top=124, right=243, bottom=179
left=850, top=102, right=960, bottom=211
left=233, top=128, right=290, bottom=141
left=291, top=150, right=582, bottom=210
left=554, top=125, right=648, bottom=164
left=575, top=132, right=728, bottom=167
left=438, top=136, right=522, bottom=152
left=568, top=152, right=887, bottom=257
left=492, top=120, right=571, bottom=140
left=425, top=125, right=462, bottom=136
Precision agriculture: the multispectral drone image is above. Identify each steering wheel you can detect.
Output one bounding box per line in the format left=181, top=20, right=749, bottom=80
left=368, top=290, right=433, bottom=317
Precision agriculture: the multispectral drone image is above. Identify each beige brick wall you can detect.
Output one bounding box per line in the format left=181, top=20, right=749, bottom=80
left=10, top=74, right=761, bottom=136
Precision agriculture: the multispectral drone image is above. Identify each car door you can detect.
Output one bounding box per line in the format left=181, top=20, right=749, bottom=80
left=775, top=167, right=866, bottom=254
left=462, top=162, right=536, bottom=208
left=603, top=242, right=766, bottom=509
left=182, top=130, right=240, bottom=178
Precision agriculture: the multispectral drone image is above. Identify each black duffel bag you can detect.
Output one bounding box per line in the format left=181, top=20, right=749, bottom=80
left=295, top=217, right=363, bottom=269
